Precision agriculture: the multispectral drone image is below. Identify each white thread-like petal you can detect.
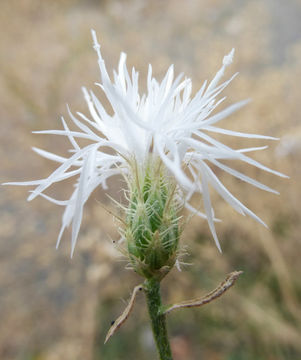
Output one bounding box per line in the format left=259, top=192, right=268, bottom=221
left=199, top=165, right=222, bottom=252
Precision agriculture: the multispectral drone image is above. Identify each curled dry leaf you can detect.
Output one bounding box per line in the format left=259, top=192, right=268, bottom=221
left=104, top=284, right=143, bottom=344
left=163, top=271, right=243, bottom=315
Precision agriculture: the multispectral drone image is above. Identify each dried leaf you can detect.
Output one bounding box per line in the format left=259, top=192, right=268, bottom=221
left=163, top=271, right=243, bottom=315
left=104, top=284, right=143, bottom=343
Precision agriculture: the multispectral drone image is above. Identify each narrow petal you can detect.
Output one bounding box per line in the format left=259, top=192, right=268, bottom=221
left=33, top=192, right=70, bottom=206
left=201, top=161, right=267, bottom=227
left=203, top=125, right=279, bottom=140
left=210, top=159, right=279, bottom=194
left=32, top=147, right=70, bottom=164
left=28, top=144, right=96, bottom=201
left=32, top=129, right=102, bottom=141
left=71, top=146, right=96, bottom=257
left=199, top=165, right=222, bottom=252
left=194, top=131, right=288, bottom=178
left=4, top=169, right=81, bottom=187
left=200, top=99, right=250, bottom=128
left=61, top=116, right=80, bottom=150
left=205, top=48, right=235, bottom=93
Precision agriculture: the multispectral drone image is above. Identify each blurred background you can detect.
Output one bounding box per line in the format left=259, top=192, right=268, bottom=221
left=1, top=0, right=301, bottom=359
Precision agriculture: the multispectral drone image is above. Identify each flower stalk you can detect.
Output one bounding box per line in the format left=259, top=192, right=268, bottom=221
left=144, top=278, right=173, bottom=360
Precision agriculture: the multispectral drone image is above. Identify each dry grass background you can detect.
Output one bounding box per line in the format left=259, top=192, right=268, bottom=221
left=0, top=0, right=300, bottom=359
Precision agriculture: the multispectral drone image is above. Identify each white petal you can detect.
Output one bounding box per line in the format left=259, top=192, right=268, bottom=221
left=203, top=125, right=279, bottom=140
left=71, top=146, right=97, bottom=257
left=91, top=29, right=111, bottom=84
left=206, top=48, right=235, bottom=93
left=4, top=169, right=81, bottom=187
left=33, top=192, right=69, bottom=205
left=67, top=105, right=101, bottom=139
left=194, top=131, right=288, bottom=178
left=200, top=99, right=250, bottom=128
left=155, top=136, right=192, bottom=190
left=210, top=159, right=279, bottom=194
left=199, top=165, right=222, bottom=252
left=201, top=161, right=267, bottom=227
left=56, top=189, right=77, bottom=248
left=82, top=87, right=108, bottom=131
left=28, top=144, right=97, bottom=201
left=32, top=129, right=102, bottom=141
left=61, top=116, right=80, bottom=150
left=32, top=147, right=70, bottom=164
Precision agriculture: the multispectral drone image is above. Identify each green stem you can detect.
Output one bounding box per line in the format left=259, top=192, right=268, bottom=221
left=144, top=278, right=173, bottom=360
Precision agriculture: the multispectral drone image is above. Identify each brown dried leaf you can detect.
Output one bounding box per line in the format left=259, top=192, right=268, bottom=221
left=104, top=284, right=143, bottom=344
left=163, top=271, right=243, bottom=315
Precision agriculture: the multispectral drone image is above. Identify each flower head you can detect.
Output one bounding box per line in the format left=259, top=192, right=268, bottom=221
left=5, top=30, right=287, bottom=257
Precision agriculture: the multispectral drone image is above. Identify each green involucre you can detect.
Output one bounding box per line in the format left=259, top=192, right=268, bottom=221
left=126, top=164, right=181, bottom=280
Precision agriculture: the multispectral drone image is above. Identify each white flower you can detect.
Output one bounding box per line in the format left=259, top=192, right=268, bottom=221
left=4, top=30, right=287, bottom=256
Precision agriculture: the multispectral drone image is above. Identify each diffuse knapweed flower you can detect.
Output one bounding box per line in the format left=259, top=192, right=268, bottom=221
left=5, top=30, right=286, bottom=261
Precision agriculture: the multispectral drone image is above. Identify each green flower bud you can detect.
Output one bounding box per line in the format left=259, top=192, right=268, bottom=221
left=125, top=160, right=181, bottom=280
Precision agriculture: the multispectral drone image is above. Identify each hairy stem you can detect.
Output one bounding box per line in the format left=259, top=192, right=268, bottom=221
left=144, top=278, right=173, bottom=360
